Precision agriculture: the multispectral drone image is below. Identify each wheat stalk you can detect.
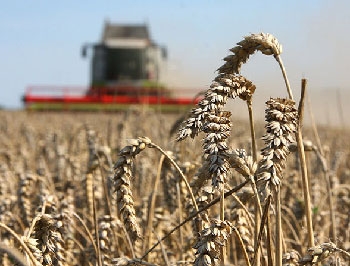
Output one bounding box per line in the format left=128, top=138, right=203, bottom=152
left=295, top=80, right=315, bottom=249
left=256, top=97, right=298, bottom=266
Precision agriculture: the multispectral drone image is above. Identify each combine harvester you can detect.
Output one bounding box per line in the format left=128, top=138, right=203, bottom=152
left=23, top=21, right=201, bottom=111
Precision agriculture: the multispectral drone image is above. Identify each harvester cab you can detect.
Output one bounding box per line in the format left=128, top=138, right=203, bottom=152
left=82, top=22, right=168, bottom=96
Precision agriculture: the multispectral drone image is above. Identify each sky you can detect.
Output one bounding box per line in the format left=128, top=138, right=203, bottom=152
left=0, top=0, right=349, bottom=125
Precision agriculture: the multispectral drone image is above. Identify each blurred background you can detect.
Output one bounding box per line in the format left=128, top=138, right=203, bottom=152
left=0, top=0, right=349, bottom=126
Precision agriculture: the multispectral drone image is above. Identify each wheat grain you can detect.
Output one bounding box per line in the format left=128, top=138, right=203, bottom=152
left=256, top=98, right=298, bottom=187
left=177, top=74, right=255, bottom=141
left=218, top=33, right=282, bottom=75
left=227, top=149, right=257, bottom=179
left=282, top=250, right=300, bottom=266
left=299, top=242, right=337, bottom=265
left=113, top=137, right=151, bottom=243
left=18, top=173, right=37, bottom=227
left=98, top=215, right=114, bottom=266
left=202, top=111, right=231, bottom=189
left=30, top=213, right=66, bottom=266
left=193, top=219, right=232, bottom=266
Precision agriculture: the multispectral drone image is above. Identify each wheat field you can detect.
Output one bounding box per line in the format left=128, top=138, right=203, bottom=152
left=0, top=33, right=350, bottom=266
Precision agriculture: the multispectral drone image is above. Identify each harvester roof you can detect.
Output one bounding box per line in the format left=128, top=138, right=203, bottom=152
left=101, top=22, right=152, bottom=48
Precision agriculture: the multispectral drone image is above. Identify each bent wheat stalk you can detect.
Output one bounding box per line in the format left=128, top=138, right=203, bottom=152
left=140, top=179, right=250, bottom=261
left=218, top=32, right=293, bottom=99
left=147, top=141, right=199, bottom=212
left=0, top=242, right=28, bottom=266
left=0, top=222, right=40, bottom=266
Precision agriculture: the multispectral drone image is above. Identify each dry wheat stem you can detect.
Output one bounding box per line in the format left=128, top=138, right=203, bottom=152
left=220, top=188, right=225, bottom=266
left=97, top=155, right=113, bottom=217
left=71, top=211, right=98, bottom=256
left=231, top=194, right=254, bottom=226
left=153, top=230, right=171, bottom=266
left=232, top=226, right=252, bottom=266
left=0, top=222, right=40, bottom=266
left=296, top=80, right=314, bottom=248
left=274, top=55, right=294, bottom=100
left=0, top=242, right=30, bottom=266
left=144, top=155, right=165, bottom=258
left=176, top=182, right=184, bottom=261
left=311, top=147, right=337, bottom=241
left=252, top=194, right=271, bottom=266
left=275, top=186, right=283, bottom=266
left=140, top=179, right=250, bottom=261
left=93, top=187, right=103, bottom=266
left=280, top=215, right=301, bottom=250
left=148, top=141, right=199, bottom=212
left=247, top=98, right=258, bottom=162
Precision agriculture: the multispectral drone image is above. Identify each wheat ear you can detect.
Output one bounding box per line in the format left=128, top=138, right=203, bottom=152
left=193, top=219, right=232, bottom=266
left=177, top=74, right=255, bottom=141
left=255, top=97, right=298, bottom=266
left=218, top=33, right=282, bottom=74
left=256, top=98, right=298, bottom=187
left=30, top=213, right=66, bottom=266
left=113, top=137, right=149, bottom=243
left=218, top=32, right=293, bottom=99
left=298, top=242, right=347, bottom=265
